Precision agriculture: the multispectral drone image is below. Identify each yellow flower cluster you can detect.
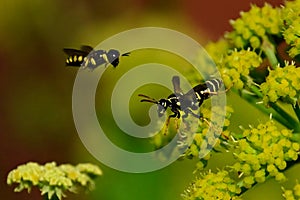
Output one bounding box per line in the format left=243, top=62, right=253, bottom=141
left=204, top=0, right=300, bottom=95
left=182, top=170, right=242, bottom=200
left=232, top=121, right=299, bottom=189
left=282, top=181, right=300, bottom=200
left=185, top=1, right=300, bottom=199
left=260, top=62, right=300, bottom=106
left=205, top=39, right=231, bottom=63
left=226, top=3, right=282, bottom=49
left=7, top=162, right=102, bottom=200
left=282, top=0, right=300, bottom=58
left=218, top=49, right=262, bottom=90
left=183, top=106, right=233, bottom=171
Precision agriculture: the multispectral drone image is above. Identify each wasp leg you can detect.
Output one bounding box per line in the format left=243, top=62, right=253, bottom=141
left=182, top=108, right=201, bottom=118
left=182, top=111, right=189, bottom=118
left=164, top=109, right=180, bottom=135
left=174, top=117, right=180, bottom=132
left=182, top=108, right=215, bottom=129
left=173, top=109, right=181, bottom=133
left=181, top=108, right=210, bottom=132
left=163, top=116, right=173, bottom=136
left=202, top=87, right=230, bottom=96
left=185, top=108, right=228, bottom=139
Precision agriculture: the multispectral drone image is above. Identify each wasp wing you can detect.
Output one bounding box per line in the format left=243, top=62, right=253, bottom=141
left=63, top=48, right=89, bottom=56
left=80, top=45, right=94, bottom=53
left=172, top=76, right=184, bottom=95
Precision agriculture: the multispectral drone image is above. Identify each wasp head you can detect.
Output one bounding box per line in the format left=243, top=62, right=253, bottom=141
left=107, top=49, right=120, bottom=67
left=107, top=49, right=130, bottom=67
left=157, top=99, right=170, bottom=117
left=138, top=94, right=169, bottom=117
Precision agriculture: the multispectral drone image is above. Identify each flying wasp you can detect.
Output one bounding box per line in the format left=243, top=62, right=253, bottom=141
left=138, top=76, right=224, bottom=132
left=63, top=45, right=130, bottom=69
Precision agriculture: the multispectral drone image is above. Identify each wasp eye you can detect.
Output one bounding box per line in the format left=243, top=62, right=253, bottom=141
left=108, top=49, right=120, bottom=58
left=157, top=105, right=166, bottom=117
left=107, top=49, right=121, bottom=67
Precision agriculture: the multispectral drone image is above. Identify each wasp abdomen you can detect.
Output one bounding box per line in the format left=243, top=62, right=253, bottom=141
left=204, top=79, right=223, bottom=94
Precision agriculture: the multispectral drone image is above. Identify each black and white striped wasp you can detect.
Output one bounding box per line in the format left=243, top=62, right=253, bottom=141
left=63, top=45, right=130, bottom=70
left=138, top=76, right=224, bottom=132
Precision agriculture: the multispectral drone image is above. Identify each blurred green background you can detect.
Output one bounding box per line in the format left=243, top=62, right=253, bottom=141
left=2, top=0, right=297, bottom=200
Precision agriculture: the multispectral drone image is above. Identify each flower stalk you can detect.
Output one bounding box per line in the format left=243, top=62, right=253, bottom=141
left=261, top=36, right=279, bottom=69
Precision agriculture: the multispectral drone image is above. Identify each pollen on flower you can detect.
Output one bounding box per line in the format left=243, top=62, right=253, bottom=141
left=230, top=120, right=297, bottom=188
left=260, top=63, right=300, bottom=106
left=182, top=170, right=241, bottom=200
left=217, top=49, right=262, bottom=90
left=205, top=39, right=231, bottom=63
left=282, top=181, right=300, bottom=199
left=226, top=3, right=281, bottom=49
left=282, top=188, right=295, bottom=200
left=254, top=169, right=266, bottom=183
left=243, top=176, right=255, bottom=188
left=275, top=172, right=287, bottom=182
left=282, top=0, right=300, bottom=58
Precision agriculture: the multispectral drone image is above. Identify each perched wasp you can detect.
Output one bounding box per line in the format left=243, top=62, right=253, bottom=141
left=138, top=76, right=224, bottom=131
left=63, top=45, right=130, bottom=69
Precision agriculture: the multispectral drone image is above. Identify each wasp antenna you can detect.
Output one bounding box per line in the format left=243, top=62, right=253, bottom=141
left=138, top=94, right=158, bottom=104
left=138, top=94, right=153, bottom=99
left=140, top=99, right=157, bottom=104
left=121, top=52, right=130, bottom=56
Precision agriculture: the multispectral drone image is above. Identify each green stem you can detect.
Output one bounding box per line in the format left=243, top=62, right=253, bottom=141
left=43, top=195, right=49, bottom=200
left=270, top=102, right=300, bottom=132
left=293, top=103, right=300, bottom=122
left=43, top=194, right=59, bottom=200
left=246, top=85, right=300, bottom=132
left=291, top=133, right=300, bottom=143
left=261, top=37, right=278, bottom=69
left=240, top=91, right=295, bottom=130
left=248, top=84, right=263, bottom=98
